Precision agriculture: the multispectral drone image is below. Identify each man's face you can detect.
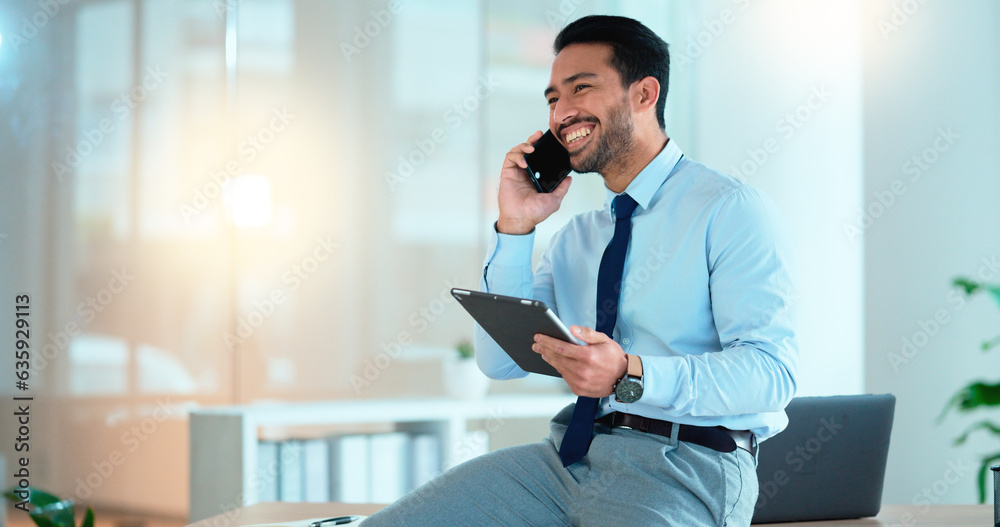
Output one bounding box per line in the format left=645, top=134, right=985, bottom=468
left=545, top=43, right=635, bottom=174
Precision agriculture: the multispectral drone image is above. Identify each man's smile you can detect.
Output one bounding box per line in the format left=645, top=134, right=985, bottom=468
left=561, top=123, right=597, bottom=152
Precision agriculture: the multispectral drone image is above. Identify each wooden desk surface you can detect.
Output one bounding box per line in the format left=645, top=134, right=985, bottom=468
left=188, top=502, right=994, bottom=526
left=188, top=502, right=386, bottom=527
left=767, top=504, right=993, bottom=526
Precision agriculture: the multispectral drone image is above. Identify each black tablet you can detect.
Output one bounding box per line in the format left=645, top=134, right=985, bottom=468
left=451, top=288, right=581, bottom=377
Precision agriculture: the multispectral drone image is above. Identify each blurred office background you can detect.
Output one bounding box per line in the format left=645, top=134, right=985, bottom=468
left=0, top=0, right=998, bottom=522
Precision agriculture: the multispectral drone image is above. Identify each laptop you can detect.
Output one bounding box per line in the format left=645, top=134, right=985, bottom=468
left=751, top=394, right=896, bottom=524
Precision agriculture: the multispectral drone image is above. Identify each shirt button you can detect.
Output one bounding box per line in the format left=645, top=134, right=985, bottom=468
left=622, top=338, right=631, bottom=345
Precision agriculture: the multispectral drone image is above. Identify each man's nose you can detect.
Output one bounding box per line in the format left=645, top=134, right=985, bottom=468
left=552, top=98, right=580, bottom=127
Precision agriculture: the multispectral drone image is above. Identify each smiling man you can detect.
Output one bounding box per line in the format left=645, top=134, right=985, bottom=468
left=364, top=15, right=798, bottom=527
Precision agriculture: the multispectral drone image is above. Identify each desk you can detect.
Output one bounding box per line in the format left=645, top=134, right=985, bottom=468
left=188, top=502, right=993, bottom=526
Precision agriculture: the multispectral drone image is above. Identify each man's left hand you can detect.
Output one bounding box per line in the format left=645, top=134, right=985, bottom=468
left=533, top=326, right=628, bottom=397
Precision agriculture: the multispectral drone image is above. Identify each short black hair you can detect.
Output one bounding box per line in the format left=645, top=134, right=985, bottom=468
left=553, top=15, right=670, bottom=129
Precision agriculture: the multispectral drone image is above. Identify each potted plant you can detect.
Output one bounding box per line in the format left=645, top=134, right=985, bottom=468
left=443, top=340, right=490, bottom=399
left=3, top=487, right=94, bottom=527
left=939, top=277, right=1000, bottom=502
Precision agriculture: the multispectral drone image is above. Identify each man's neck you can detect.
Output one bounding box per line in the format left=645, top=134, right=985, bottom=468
left=601, top=132, right=670, bottom=194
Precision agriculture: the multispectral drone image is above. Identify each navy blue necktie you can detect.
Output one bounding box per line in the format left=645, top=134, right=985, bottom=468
left=559, top=193, right=639, bottom=467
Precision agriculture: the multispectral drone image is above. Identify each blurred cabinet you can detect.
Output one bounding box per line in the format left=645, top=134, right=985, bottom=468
left=188, top=394, right=574, bottom=521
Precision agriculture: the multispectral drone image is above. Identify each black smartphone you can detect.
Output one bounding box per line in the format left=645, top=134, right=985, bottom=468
left=524, top=130, right=572, bottom=193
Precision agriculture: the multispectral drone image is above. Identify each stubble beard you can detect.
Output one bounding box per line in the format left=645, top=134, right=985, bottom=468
left=569, top=97, right=635, bottom=176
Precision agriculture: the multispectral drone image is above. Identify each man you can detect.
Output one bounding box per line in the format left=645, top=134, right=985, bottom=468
left=365, top=15, right=797, bottom=526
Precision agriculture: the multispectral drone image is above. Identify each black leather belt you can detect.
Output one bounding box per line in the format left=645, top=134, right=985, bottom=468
left=596, top=412, right=755, bottom=455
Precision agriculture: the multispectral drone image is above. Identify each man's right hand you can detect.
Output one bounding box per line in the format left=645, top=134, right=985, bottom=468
left=497, top=130, right=573, bottom=235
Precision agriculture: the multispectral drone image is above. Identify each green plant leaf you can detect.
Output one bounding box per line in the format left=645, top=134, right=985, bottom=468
left=2, top=488, right=63, bottom=509
left=939, top=392, right=961, bottom=423
left=31, top=499, right=76, bottom=527
left=977, top=453, right=1000, bottom=503
left=953, top=277, right=980, bottom=295
left=951, top=277, right=1000, bottom=305
left=987, top=286, right=1000, bottom=307
left=982, top=335, right=1000, bottom=352
left=80, top=507, right=95, bottom=527
left=940, top=381, right=1000, bottom=420
left=954, top=420, right=1000, bottom=445
left=455, top=340, right=474, bottom=359
left=27, top=512, right=59, bottom=527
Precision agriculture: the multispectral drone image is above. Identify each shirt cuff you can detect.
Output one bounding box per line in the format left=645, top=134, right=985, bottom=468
left=486, top=221, right=535, bottom=267
left=638, top=355, right=682, bottom=410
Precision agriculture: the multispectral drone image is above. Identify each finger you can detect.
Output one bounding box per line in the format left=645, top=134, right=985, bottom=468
left=572, top=325, right=610, bottom=345
left=527, top=130, right=544, bottom=144
left=503, top=150, right=530, bottom=170
left=534, top=335, right=584, bottom=364
left=507, top=141, right=539, bottom=169
left=533, top=336, right=559, bottom=360
left=534, top=344, right=565, bottom=373
left=550, top=175, right=572, bottom=199
left=535, top=333, right=571, bottom=351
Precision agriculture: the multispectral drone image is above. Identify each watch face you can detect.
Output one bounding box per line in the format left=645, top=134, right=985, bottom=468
left=616, top=379, right=643, bottom=403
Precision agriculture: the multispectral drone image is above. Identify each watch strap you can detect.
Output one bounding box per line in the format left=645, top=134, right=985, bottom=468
left=627, top=353, right=642, bottom=379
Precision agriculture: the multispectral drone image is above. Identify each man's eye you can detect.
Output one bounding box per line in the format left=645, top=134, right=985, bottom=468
left=547, top=97, right=558, bottom=105
left=575, top=84, right=590, bottom=92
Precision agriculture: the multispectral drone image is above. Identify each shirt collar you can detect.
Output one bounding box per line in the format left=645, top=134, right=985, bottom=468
left=603, top=138, right=683, bottom=218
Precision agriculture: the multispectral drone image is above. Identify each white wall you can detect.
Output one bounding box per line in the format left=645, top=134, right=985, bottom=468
left=679, top=0, right=1000, bottom=505
left=863, top=0, right=1000, bottom=505
left=681, top=0, right=867, bottom=396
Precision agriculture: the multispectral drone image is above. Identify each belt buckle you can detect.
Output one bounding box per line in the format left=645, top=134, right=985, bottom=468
left=727, top=430, right=755, bottom=455
left=611, top=412, right=635, bottom=430
left=614, top=413, right=633, bottom=430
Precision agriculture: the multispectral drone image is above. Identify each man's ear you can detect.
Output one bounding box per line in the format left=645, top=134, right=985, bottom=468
left=631, top=76, right=660, bottom=113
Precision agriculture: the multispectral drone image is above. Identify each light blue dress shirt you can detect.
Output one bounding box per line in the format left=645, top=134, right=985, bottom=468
left=476, top=139, right=799, bottom=441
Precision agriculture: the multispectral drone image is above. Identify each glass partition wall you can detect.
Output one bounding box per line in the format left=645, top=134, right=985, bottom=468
left=0, top=0, right=683, bottom=517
